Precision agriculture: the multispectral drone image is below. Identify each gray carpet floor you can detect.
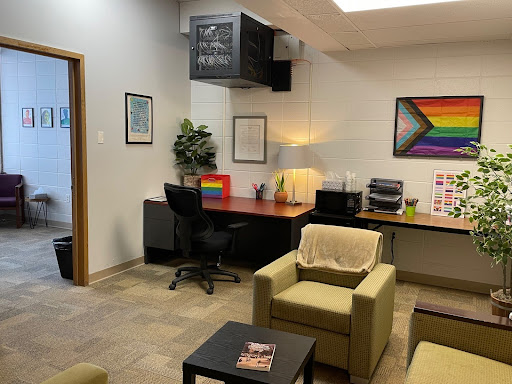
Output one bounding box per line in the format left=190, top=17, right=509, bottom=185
left=0, top=217, right=489, bottom=383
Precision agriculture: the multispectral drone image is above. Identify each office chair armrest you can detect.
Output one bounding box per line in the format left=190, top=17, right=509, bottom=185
left=227, top=222, right=248, bottom=230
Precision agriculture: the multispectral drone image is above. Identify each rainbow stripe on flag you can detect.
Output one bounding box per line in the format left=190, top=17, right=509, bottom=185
left=394, top=96, right=483, bottom=157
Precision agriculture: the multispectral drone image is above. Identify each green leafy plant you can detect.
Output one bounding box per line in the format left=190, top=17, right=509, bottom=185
left=273, top=170, right=287, bottom=192
left=449, top=142, right=512, bottom=301
left=173, top=119, right=217, bottom=175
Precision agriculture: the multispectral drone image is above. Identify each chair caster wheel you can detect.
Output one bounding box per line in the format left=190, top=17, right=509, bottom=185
left=207, top=288, right=214, bottom=295
left=175, top=271, right=181, bottom=277
left=235, top=277, right=241, bottom=283
left=169, top=284, right=176, bottom=290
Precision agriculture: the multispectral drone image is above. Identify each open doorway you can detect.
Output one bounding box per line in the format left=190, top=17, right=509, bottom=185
left=0, top=37, right=88, bottom=286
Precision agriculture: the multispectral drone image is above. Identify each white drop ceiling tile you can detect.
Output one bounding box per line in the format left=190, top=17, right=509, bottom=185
left=434, top=77, right=481, bottom=96
left=365, top=19, right=512, bottom=47
left=331, top=32, right=371, bottom=45
left=307, top=14, right=356, bottom=33
left=283, top=0, right=339, bottom=16
left=482, top=54, right=512, bottom=76
left=346, top=2, right=512, bottom=31
left=344, top=43, right=377, bottom=51
left=436, top=56, right=482, bottom=78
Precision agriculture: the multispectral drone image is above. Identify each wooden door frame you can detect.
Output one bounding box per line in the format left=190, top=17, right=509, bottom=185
left=0, top=36, right=88, bottom=286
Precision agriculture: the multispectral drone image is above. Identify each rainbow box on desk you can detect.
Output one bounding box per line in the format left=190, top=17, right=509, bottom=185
left=201, top=174, right=230, bottom=199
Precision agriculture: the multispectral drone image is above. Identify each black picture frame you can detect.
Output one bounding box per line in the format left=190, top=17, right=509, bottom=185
left=40, top=107, right=53, bottom=128
left=232, top=115, right=267, bottom=164
left=125, top=92, right=153, bottom=144
left=393, top=95, right=484, bottom=158
left=21, top=108, right=34, bottom=127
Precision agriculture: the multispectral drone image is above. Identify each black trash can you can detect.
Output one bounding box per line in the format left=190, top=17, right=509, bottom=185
left=53, top=236, right=73, bottom=279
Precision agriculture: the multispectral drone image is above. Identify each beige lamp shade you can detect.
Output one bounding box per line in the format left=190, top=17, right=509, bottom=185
left=278, top=144, right=311, bottom=169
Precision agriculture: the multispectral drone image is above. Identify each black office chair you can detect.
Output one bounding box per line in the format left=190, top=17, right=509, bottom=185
left=164, top=183, right=247, bottom=294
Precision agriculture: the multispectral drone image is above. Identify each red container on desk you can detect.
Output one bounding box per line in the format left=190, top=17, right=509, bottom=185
left=201, top=174, right=230, bottom=199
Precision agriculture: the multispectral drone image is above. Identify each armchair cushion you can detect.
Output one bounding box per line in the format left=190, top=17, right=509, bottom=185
left=272, top=281, right=353, bottom=334
left=0, top=174, right=22, bottom=196
left=406, top=341, right=512, bottom=384
left=0, top=197, right=16, bottom=207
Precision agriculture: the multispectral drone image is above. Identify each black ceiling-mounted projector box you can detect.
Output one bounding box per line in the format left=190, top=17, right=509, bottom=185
left=189, top=12, right=274, bottom=88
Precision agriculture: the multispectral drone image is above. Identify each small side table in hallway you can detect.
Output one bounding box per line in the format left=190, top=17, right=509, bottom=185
left=25, top=197, right=49, bottom=229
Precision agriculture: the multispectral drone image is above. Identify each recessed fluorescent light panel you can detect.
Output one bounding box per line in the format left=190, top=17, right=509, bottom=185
left=334, top=0, right=462, bottom=12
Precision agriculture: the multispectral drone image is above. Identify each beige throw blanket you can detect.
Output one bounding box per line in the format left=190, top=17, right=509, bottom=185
left=296, top=224, right=383, bottom=275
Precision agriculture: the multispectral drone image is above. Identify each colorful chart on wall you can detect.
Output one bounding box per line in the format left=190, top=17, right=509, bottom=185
left=394, top=96, right=483, bottom=157
left=430, top=170, right=466, bottom=217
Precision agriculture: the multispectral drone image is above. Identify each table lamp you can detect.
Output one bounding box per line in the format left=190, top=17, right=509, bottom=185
left=278, top=144, right=311, bottom=205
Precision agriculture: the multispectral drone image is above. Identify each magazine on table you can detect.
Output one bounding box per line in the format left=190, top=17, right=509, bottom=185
left=236, top=342, right=276, bottom=372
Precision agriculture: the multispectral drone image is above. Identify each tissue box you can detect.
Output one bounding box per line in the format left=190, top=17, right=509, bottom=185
left=29, top=193, right=48, bottom=199
left=322, top=180, right=344, bottom=191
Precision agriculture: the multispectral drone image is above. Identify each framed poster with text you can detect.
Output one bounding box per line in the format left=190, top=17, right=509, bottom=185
left=125, top=93, right=153, bottom=144
left=232, top=116, right=267, bottom=164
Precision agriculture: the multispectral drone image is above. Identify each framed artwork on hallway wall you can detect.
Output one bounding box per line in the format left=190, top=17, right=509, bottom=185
left=40, top=107, right=53, bottom=128
left=60, top=107, right=70, bottom=128
left=22, top=108, right=34, bottom=127
left=125, top=92, right=153, bottom=144
left=393, top=96, right=484, bottom=157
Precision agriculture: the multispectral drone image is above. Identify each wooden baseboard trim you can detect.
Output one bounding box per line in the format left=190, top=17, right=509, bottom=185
left=397, top=270, right=501, bottom=294
left=89, top=256, right=144, bottom=284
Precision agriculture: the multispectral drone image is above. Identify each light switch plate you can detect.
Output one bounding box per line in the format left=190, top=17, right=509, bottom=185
left=97, top=131, right=104, bottom=144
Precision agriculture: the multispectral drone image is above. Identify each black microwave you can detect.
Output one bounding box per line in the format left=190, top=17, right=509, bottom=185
left=315, top=190, right=362, bottom=216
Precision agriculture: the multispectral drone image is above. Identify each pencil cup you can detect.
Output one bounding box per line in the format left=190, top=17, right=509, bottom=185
left=406, top=206, right=416, bottom=217
left=255, top=190, right=263, bottom=200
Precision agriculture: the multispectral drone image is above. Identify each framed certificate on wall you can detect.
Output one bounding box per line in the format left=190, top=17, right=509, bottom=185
left=125, top=92, right=153, bottom=144
left=232, top=116, right=267, bottom=164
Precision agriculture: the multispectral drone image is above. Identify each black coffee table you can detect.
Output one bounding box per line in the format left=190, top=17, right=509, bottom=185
left=183, top=321, right=316, bottom=384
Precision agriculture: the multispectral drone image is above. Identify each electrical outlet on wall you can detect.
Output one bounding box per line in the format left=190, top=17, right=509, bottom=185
left=98, top=131, right=104, bottom=144
left=65, top=194, right=70, bottom=203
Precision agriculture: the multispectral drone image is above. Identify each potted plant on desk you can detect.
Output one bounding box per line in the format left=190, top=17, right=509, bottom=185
left=449, top=143, right=512, bottom=316
left=273, top=170, right=288, bottom=203
left=173, top=118, right=217, bottom=188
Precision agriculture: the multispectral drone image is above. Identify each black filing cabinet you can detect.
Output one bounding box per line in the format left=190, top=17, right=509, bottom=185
left=143, top=202, right=176, bottom=263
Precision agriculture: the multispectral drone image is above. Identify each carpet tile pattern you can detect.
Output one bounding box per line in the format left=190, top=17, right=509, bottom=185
left=0, top=218, right=489, bottom=383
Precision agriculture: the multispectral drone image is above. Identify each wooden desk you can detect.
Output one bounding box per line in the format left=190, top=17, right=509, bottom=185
left=143, top=197, right=315, bottom=264
left=356, top=211, right=474, bottom=235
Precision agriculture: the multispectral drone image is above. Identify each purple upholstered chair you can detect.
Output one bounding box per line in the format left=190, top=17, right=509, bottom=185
left=0, top=174, right=25, bottom=228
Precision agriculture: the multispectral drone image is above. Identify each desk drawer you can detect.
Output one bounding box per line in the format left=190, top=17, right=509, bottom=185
left=144, top=203, right=173, bottom=221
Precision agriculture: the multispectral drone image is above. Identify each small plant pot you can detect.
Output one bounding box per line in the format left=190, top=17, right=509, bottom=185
left=274, top=191, right=288, bottom=203
left=490, top=289, right=512, bottom=317
left=183, top=175, right=201, bottom=188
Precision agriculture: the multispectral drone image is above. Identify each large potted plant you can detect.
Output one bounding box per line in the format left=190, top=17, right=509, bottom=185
left=173, top=119, right=216, bottom=188
left=450, top=143, right=512, bottom=316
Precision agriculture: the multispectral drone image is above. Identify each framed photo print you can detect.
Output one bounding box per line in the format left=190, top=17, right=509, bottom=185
left=22, top=108, right=34, bottom=127
left=60, top=107, right=70, bottom=128
left=125, top=92, right=153, bottom=144
left=233, top=116, right=267, bottom=164
left=431, top=170, right=467, bottom=217
left=394, top=96, right=483, bottom=157
left=40, top=107, right=53, bottom=128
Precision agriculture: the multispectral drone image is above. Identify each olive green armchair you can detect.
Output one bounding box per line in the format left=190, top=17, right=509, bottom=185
left=253, top=250, right=396, bottom=384
left=406, top=301, right=512, bottom=384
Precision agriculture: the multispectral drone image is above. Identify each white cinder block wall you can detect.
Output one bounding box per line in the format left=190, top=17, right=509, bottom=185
left=1, top=48, right=71, bottom=225
left=190, top=40, right=512, bottom=286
